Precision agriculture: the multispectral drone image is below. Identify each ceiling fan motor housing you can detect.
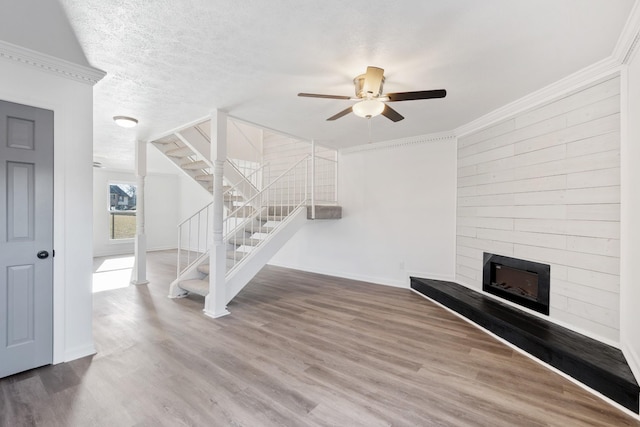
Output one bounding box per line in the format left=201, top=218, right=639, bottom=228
left=354, top=74, right=385, bottom=98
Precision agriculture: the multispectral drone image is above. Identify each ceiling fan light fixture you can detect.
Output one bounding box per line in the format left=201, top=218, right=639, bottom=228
left=352, top=99, right=385, bottom=118
left=113, top=116, right=138, bottom=128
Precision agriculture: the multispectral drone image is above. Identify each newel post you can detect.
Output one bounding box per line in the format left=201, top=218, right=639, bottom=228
left=204, top=109, right=230, bottom=318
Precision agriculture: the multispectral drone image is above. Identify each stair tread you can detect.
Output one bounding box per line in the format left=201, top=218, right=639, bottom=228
left=178, top=279, right=209, bottom=296
left=241, top=225, right=273, bottom=234
left=198, top=261, right=236, bottom=274
left=226, top=250, right=246, bottom=260
left=195, top=174, right=213, bottom=181
left=181, top=160, right=210, bottom=170
left=152, top=136, right=179, bottom=145
left=228, top=237, right=262, bottom=246
left=165, top=146, right=194, bottom=157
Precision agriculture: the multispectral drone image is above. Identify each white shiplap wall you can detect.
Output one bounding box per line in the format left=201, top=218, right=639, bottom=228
left=456, top=75, right=622, bottom=344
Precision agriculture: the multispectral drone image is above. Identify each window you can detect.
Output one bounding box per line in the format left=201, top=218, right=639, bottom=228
left=108, top=183, right=136, bottom=240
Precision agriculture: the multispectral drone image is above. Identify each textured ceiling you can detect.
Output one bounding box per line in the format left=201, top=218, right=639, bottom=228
left=58, top=0, right=634, bottom=170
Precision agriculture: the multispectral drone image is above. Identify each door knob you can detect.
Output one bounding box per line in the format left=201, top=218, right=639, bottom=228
left=37, top=250, right=49, bottom=259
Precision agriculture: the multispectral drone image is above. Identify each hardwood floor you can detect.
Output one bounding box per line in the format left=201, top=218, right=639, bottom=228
left=2, top=249, right=639, bottom=426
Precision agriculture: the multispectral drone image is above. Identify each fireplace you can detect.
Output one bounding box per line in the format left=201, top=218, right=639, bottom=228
left=482, top=253, right=550, bottom=315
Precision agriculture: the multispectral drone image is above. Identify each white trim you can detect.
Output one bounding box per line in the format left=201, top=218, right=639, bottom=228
left=619, top=55, right=640, bottom=386
left=452, top=137, right=459, bottom=279
left=340, top=131, right=456, bottom=155
left=411, top=289, right=640, bottom=420
left=267, top=260, right=456, bottom=290
left=623, top=340, right=640, bottom=390
left=64, top=344, right=96, bottom=362
left=454, top=1, right=640, bottom=139
left=0, top=40, right=105, bottom=86
left=147, top=115, right=211, bottom=143
left=614, top=0, right=640, bottom=65
left=267, top=261, right=408, bottom=289
left=228, top=114, right=313, bottom=144
left=454, top=63, right=621, bottom=138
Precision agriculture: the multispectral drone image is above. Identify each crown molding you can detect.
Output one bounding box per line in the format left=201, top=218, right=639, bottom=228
left=454, top=59, right=621, bottom=138
left=340, top=131, right=456, bottom=155
left=0, top=40, right=106, bottom=86
left=455, top=0, right=640, bottom=139
left=614, top=0, right=640, bottom=64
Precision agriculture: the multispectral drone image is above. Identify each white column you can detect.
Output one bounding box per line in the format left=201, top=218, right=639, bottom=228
left=204, top=109, right=230, bottom=318
left=310, top=139, right=316, bottom=219
left=131, top=139, right=149, bottom=285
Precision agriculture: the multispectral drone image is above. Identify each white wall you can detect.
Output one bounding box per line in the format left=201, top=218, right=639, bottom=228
left=178, top=174, right=212, bottom=223
left=456, top=75, right=622, bottom=345
left=270, top=136, right=457, bottom=287
left=621, top=47, right=640, bottom=380
left=93, top=168, right=180, bottom=257
left=0, top=58, right=96, bottom=363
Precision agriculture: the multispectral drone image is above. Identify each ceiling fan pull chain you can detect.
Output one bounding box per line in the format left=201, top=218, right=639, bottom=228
left=368, top=117, right=372, bottom=143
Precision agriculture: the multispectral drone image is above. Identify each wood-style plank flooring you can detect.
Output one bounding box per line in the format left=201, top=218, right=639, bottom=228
left=1, top=249, right=639, bottom=426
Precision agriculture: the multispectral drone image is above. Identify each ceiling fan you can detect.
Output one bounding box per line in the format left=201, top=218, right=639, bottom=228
left=298, top=66, right=446, bottom=122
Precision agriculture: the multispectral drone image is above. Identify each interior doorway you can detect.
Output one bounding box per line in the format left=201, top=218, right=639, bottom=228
left=0, top=99, right=54, bottom=378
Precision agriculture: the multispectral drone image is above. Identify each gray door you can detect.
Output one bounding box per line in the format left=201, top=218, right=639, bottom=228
left=0, top=100, right=54, bottom=378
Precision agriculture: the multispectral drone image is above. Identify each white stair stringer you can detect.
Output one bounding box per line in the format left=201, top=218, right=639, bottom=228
left=224, top=206, right=307, bottom=304
left=150, top=136, right=211, bottom=193
left=169, top=207, right=306, bottom=303
left=178, top=126, right=212, bottom=163
left=224, top=161, right=260, bottom=207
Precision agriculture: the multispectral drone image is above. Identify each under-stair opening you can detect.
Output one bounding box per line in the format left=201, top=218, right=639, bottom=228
left=150, top=115, right=341, bottom=308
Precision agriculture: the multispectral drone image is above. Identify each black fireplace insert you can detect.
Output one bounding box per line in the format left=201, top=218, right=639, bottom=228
left=483, top=253, right=550, bottom=315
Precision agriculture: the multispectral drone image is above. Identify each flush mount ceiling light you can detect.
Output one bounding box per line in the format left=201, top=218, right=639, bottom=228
left=352, top=99, right=385, bottom=119
left=113, top=116, right=138, bottom=128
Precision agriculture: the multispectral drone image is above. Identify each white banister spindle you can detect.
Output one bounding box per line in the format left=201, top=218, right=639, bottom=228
left=311, top=139, right=316, bottom=219
left=176, top=226, right=182, bottom=278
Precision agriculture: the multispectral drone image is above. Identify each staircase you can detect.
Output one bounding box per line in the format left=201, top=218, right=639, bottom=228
left=173, top=204, right=309, bottom=302
left=150, top=116, right=341, bottom=312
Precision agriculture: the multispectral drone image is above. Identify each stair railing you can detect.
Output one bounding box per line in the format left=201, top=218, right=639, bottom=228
left=223, top=155, right=309, bottom=274
left=309, top=155, right=338, bottom=206
left=228, top=158, right=264, bottom=189
left=176, top=202, right=211, bottom=277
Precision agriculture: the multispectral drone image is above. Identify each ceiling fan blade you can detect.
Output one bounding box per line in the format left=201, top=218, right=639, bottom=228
left=326, top=106, right=353, bottom=121
left=381, top=104, right=404, bottom=122
left=362, top=66, right=385, bottom=96
left=386, top=89, right=447, bottom=102
left=298, top=93, right=352, bottom=100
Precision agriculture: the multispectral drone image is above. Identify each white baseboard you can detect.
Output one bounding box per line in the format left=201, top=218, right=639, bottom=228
left=147, top=245, right=178, bottom=252
left=267, top=261, right=403, bottom=288
left=64, top=344, right=97, bottom=363
left=266, top=262, right=455, bottom=290
left=622, top=341, right=640, bottom=386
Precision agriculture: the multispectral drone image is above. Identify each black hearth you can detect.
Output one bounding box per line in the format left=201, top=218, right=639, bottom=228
left=483, top=253, right=550, bottom=315
left=410, top=277, right=640, bottom=413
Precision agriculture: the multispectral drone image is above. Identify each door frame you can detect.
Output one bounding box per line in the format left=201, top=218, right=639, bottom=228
left=0, top=90, right=91, bottom=364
